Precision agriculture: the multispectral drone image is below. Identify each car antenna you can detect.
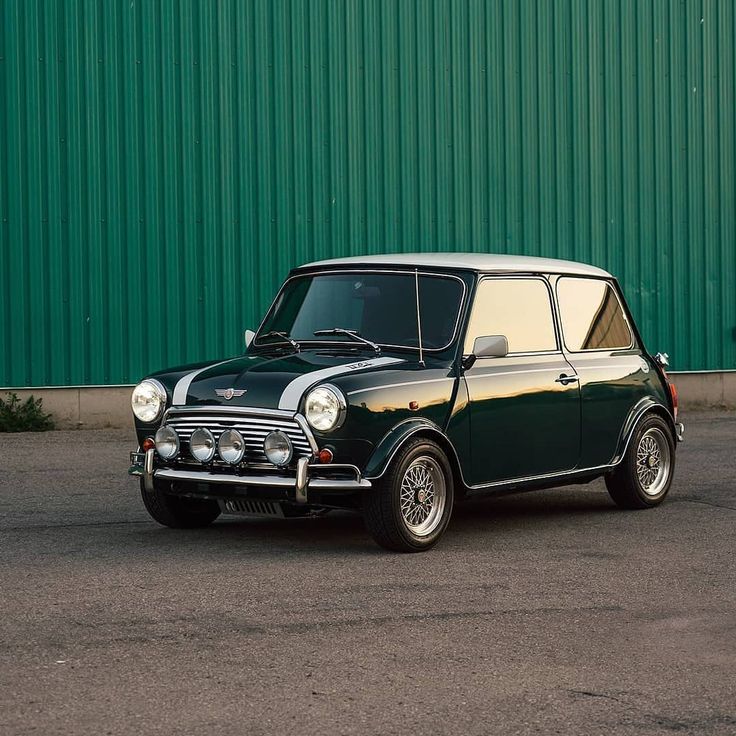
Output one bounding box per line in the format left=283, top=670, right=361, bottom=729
left=415, top=268, right=424, bottom=366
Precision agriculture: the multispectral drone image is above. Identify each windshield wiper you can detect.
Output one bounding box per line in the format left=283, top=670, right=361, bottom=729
left=256, top=331, right=300, bottom=352
left=313, top=328, right=381, bottom=354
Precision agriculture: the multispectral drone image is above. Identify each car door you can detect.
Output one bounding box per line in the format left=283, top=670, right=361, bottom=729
left=555, top=276, right=649, bottom=468
left=461, top=276, right=581, bottom=486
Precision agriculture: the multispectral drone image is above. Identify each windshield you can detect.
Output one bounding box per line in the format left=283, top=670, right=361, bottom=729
left=255, top=272, right=464, bottom=351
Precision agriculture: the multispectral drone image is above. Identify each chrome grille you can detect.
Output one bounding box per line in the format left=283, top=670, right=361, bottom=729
left=164, top=408, right=313, bottom=465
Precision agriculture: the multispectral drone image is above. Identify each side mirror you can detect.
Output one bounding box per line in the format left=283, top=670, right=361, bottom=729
left=473, top=335, right=509, bottom=358
left=461, top=335, right=509, bottom=370
left=244, top=329, right=255, bottom=348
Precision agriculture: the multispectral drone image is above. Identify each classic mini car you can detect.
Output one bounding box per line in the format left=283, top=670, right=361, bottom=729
left=129, top=254, right=683, bottom=552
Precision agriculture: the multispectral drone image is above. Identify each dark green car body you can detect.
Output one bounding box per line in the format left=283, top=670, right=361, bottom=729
left=130, top=254, right=681, bottom=516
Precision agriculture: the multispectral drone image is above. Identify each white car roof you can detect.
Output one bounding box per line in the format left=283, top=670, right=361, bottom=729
left=300, top=253, right=612, bottom=278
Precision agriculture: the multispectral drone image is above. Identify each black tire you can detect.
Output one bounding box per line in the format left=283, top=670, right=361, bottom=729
left=605, top=414, right=676, bottom=509
left=363, top=438, right=454, bottom=552
left=140, top=479, right=221, bottom=529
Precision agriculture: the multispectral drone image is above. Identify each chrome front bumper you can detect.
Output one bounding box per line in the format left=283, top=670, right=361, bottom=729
left=129, top=449, right=371, bottom=503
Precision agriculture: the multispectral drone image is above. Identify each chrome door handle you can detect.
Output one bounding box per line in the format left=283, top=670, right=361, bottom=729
left=555, top=373, right=579, bottom=385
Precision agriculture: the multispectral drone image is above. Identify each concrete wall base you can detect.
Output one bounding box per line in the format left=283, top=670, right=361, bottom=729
left=2, top=372, right=734, bottom=430
left=669, top=372, right=736, bottom=411
left=4, top=387, right=134, bottom=430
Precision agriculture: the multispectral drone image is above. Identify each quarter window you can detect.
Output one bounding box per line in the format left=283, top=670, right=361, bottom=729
left=464, top=278, right=557, bottom=354
left=557, top=278, right=633, bottom=350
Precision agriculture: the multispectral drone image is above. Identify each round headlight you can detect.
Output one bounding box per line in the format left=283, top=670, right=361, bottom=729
left=218, top=428, right=245, bottom=465
left=131, top=379, right=167, bottom=423
left=304, top=385, right=346, bottom=432
left=154, top=425, right=179, bottom=460
left=264, top=430, right=293, bottom=467
left=190, top=427, right=216, bottom=463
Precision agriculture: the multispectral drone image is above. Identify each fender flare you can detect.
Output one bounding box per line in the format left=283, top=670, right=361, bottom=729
left=612, top=397, right=677, bottom=466
left=363, top=418, right=462, bottom=482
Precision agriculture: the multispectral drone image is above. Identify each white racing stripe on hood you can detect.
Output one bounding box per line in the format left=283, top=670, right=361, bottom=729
left=278, top=357, right=405, bottom=410
left=172, top=358, right=245, bottom=405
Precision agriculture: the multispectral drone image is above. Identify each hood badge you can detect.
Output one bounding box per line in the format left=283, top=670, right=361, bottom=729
left=215, top=388, right=246, bottom=400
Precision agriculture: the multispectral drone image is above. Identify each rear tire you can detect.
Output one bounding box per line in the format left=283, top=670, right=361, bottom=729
left=140, top=479, right=221, bottom=529
left=605, top=414, right=675, bottom=509
left=363, top=438, right=454, bottom=552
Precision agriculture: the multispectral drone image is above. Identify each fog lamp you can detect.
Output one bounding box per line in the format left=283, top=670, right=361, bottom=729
left=154, top=425, right=179, bottom=460
left=264, top=431, right=293, bottom=467
left=190, top=427, right=216, bottom=463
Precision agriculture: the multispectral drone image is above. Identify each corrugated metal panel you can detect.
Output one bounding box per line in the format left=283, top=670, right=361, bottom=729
left=0, top=0, right=734, bottom=386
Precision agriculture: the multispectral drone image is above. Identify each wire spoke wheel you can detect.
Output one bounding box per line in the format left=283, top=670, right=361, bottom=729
left=635, top=427, right=671, bottom=496
left=399, top=455, right=446, bottom=537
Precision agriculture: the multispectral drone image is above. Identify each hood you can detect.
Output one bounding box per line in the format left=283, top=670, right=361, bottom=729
left=166, top=351, right=408, bottom=411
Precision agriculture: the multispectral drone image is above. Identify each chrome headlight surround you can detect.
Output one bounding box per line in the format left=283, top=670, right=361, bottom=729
left=154, top=425, right=179, bottom=460
left=304, top=384, right=346, bottom=433
left=264, top=430, right=293, bottom=467
left=131, top=379, right=167, bottom=423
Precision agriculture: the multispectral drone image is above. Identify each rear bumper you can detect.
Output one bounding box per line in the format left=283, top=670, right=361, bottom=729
left=129, top=449, right=371, bottom=504
left=676, top=422, right=684, bottom=442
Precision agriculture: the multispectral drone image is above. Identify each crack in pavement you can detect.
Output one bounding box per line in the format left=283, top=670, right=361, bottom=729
left=676, top=498, right=736, bottom=512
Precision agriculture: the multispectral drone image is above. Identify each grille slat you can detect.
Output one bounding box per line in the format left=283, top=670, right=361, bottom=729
left=220, top=499, right=285, bottom=518
left=165, top=408, right=313, bottom=465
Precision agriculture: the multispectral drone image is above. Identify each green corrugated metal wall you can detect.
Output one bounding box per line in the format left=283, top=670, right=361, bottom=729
left=1, top=0, right=734, bottom=386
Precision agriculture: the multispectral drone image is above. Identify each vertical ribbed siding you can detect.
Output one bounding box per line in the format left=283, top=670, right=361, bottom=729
left=0, top=0, right=734, bottom=386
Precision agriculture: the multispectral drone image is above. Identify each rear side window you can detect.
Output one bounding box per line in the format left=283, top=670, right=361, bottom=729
left=557, top=278, right=633, bottom=350
left=464, top=278, right=557, bottom=354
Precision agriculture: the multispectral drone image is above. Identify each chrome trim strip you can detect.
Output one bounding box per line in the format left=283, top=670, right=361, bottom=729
left=347, top=377, right=454, bottom=397
left=575, top=362, right=643, bottom=370
left=464, top=367, right=561, bottom=380
left=466, top=462, right=615, bottom=491
left=277, top=357, right=404, bottom=410
left=293, top=414, right=320, bottom=454
left=154, top=467, right=371, bottom=490
left=164, top=405, right=296, bottom=420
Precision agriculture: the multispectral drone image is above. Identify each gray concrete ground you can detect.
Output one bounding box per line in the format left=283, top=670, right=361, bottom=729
left=0, top=411, right=734, bottom=736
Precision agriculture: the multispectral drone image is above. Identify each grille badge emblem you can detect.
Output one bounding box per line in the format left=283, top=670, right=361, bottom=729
left=215, top=388, right=246, bottom=400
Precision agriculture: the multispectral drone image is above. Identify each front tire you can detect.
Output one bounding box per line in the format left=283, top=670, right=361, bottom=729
left=605, top=414, right=676, bottom=509
left=363, top=438, right=454, bottom=552
left=140, top=479, right=221, bottom=529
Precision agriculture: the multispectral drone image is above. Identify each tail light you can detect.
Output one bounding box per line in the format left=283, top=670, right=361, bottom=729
left=668, top=380, right=679, bottom=421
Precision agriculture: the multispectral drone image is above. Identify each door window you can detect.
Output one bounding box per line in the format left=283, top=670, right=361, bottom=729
left=557, top=278, right=633, bottom=351
left=464, top=278, right=557, bottom=354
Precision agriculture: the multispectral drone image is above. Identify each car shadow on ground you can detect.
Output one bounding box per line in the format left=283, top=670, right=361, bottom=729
left=128, top=482, right=622, bottom=555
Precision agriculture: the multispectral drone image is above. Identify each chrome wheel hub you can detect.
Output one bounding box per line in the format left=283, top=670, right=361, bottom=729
left=636, top=428, right=671, bottom=496
left=399, top=456, right=446, bottom=537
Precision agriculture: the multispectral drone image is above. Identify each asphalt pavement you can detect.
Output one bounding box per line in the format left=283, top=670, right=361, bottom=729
left=0, top=411, right=734, bottom=735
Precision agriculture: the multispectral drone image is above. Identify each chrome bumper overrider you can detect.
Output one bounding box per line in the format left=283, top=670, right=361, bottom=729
left=129, top=449, right=371, bottom=503
left=676, top=422, right=684, bottom=442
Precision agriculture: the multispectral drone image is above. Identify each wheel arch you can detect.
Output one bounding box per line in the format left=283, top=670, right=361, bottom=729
left=612, top=398, right=677, bottom=466
left=363, top=419, right=466, bottom=492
